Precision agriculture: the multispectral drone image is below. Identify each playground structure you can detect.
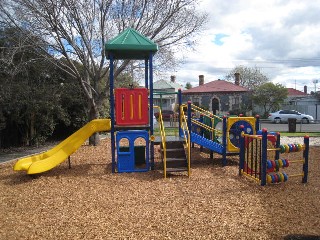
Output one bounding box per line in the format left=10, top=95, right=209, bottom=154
left=239, top=128, right=309, bottom=186
left=106, top=28, right=158, bottom=174
left=12, top=28, right=263, bottom=177
left=13, top=28, right=258, bottom=177
left=104, top=28, right=265, bottom=177
left=12, top=28, right=310, bottom=186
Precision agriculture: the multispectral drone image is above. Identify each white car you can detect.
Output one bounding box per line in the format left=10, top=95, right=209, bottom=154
left=268, top=110, right=314, bottom=124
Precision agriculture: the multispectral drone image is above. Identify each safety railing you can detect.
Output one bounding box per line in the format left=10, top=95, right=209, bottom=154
left=153, top=105, right=167, bottom=178
left=190, top=104, right=223, bottom=141
left=191, top=104, right=223, bottom=121
left=180, top=105, right=191, bottom=177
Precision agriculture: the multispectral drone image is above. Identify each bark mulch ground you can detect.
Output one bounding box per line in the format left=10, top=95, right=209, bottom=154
left=0, top=139, right=319, bottom=240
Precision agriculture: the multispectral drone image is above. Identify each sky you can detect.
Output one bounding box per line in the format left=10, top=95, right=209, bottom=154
left=167, top=0, right=320, bottom=93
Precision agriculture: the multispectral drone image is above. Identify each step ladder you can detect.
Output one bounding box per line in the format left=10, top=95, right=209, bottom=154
left=161, top=140, right=188, bottom=177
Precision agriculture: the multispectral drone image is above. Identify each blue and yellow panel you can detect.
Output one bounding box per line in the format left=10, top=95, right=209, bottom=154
left=227, top=117, right=256, bottom=152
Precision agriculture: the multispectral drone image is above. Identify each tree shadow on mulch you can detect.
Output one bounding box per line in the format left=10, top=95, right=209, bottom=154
left=1, top=171, right=36, bottom=186
left=3, top=162, right=96, bottom=186
left=284, top=235, right=320, bottom=240
left=104, top=161, right=171, bottom=181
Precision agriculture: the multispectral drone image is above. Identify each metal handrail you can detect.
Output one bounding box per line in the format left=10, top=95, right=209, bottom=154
left=190, top=104, right=223, bottom=141
left=153, top=106, right=167, bottom=178
left=180, top=106, right=191, bottom=177
left=191, top=104, right=223, bottom=121
left=191, top=119, right=222, bottom=133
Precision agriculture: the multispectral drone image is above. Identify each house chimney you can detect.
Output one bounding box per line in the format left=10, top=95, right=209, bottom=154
left=170, top=75, right=176, bottom=83
left=234, top=73, right=240, bottom=86
left=304, top=85, right=307, bottom=94
left=199, top=75, right=204, bottom=86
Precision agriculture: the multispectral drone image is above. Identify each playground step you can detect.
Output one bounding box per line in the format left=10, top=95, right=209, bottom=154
left=166, top=167, right=188, bottom=173
left=159, top=139, right=188, bottom=176
left=165, top=141, right=184, bottom=149
left=162, top=148, right=185, bottom=158
left=166, top=158, right=187, bottom=168
left=153, top=136, right=184, bottom=145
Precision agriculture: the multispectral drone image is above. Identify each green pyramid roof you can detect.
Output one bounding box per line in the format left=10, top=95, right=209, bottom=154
left=105, top=28, right=158, bottom=60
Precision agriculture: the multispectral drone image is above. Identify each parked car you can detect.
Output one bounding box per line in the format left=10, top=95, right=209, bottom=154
left=268, top=110, right=314, bottom=124
left=154, top=110, right=177, bottom=121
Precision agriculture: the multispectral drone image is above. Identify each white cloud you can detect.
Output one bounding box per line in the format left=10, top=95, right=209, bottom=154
left=165, top=0, right=320, bottom=93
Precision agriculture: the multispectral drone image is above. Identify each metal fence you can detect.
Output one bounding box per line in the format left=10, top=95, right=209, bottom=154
left=254, top=104, right=320, bottom=121
left=259, top=119, right=320, bottom=133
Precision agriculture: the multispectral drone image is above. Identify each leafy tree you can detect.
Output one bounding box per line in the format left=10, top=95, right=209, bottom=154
left=0, top=28, right=87, bottom=147
left=252, top=82, right=288, bottom=118
left=1, top=0, right=208, bottom=145
left=225, top=65, right=269, bottom=90
left=185, top=82, right=192, bottom=89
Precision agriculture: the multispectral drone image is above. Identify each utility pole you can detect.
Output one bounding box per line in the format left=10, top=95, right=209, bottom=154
left=312, top=79, right=318, bottom=92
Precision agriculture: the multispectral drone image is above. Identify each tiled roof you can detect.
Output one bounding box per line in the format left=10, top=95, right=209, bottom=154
left=287, top=88, right=307, bottom=96
left=182, top=79, right=250, bottom=94
left=153, top=79, right=184, bottom=90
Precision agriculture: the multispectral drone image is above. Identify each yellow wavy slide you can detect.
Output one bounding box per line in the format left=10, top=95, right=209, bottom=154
left=13, top=119, right=111, bottom=174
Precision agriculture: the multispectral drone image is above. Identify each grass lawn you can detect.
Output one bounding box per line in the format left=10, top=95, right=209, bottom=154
left=154, top=127, right=320, bottom=137
left=279, top=132, right=320, bottom=137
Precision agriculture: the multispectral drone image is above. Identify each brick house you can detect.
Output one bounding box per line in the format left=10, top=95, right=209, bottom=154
left=182, top=74, right=252, bottom=115
left=153, top=76, right=184, bottom=111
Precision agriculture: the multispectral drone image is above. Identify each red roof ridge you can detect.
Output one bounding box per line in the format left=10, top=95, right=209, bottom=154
left=287, top=88, right=307, bottom=96
left=182, top=79, right=250, bottom=94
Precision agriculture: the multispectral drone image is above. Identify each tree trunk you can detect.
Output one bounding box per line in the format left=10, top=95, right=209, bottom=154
left=88, top=102, right=100, bottom=146
left=29, top=112, right=36, bottom=146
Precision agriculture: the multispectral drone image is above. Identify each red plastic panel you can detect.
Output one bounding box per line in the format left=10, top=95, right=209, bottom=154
left=115, top=88, right=149, bottom=125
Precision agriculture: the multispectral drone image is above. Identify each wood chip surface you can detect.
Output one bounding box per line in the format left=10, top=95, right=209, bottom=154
left=1, top=139, right=319, bottom=239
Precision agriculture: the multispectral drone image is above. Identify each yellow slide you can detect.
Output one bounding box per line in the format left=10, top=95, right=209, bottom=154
left=13, top=119, right=111, bottom=174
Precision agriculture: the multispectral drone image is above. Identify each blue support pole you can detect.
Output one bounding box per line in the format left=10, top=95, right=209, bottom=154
left=255, top=115, right=260, bottom=133
left=145, top=58, right=148, bottom=88
left=275, top=132, right=281, bottom=160
left=239, top=128, right=245, bottom=176
left=303, top=135, right=309, bottom=183
left=222, top=116, right=227, bottom=166
left=149, top=53, right=154, bottom=170
left=261, top=128, right=268, bottom=186
left=199, top=114, right=204, bottom=152
left=178, top=89, right=183, bottom=137
left=109, top=54, right=116, bottom=173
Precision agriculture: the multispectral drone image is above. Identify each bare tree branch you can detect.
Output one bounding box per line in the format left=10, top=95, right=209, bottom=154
left=1, top=0, right=208, bottom=145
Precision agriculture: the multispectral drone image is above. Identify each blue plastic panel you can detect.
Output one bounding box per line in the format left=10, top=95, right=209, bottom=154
left=116, top=130, right=149, bottom=172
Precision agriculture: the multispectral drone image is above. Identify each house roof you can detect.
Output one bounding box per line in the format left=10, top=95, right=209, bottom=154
left=182, top=79, right=250, bottom=94
left=105, top=28, right=158, bottom=60
left=287, top=88, right=307, bottom=96
left=153, top=79, right=184, bottom=91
